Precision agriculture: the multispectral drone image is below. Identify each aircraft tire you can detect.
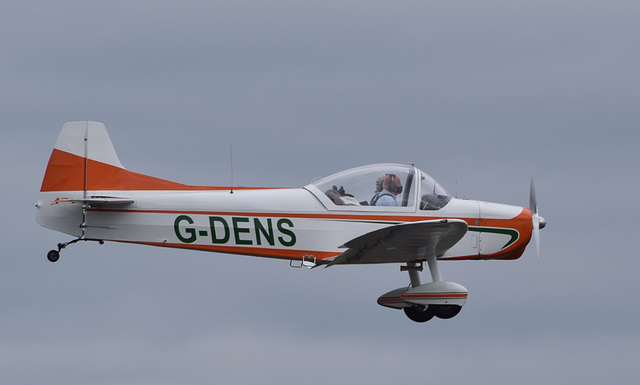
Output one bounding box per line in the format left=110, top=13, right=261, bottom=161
left=403, top=305, right=435, bottom=323
left=47, top=250, right=60, bottom=263
left=431, top=305, right=462, bottom=319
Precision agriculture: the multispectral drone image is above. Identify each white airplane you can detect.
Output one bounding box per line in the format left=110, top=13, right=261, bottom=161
left=36, top=122, right=545, bottom=323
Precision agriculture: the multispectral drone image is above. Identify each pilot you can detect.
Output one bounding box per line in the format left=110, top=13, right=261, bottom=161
left=373, top=174, right=403, bottom=206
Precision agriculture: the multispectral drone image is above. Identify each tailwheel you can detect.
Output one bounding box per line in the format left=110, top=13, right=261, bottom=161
left=47, top=250, right=60, bottom=263
left=45, top=238, right=104, bottom=263
left=431, top=304, right=462, bottom=319
left=403, top=305, right=435, bottom=323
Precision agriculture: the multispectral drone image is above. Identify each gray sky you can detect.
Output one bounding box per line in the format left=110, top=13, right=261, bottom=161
left=2, top=1, right=639, bottom=384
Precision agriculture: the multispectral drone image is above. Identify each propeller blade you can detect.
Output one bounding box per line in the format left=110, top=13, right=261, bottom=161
left=529, top=177, right=537, bottom=215
left=530, top=178, right=541, bottom=265
left=532, top=212, right=541, bottom=264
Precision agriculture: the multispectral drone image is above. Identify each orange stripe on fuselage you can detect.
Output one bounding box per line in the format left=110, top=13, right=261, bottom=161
left=87, top=207, right=434, bottom=222
left=115, top=240, right=341, bottom=261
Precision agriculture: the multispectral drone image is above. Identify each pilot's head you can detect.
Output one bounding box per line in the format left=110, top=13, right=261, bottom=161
left=383, top=174, right=403, bottom=195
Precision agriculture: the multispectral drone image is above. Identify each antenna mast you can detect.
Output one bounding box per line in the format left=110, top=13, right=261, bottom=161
left=229, top=144, right=234, bottom=194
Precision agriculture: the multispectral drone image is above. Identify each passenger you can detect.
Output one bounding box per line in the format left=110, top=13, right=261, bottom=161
left=372, top=174, right=403, bottom=206
left=368, top=174, right=386, bottom=205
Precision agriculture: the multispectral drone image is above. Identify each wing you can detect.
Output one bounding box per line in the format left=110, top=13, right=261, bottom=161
left=326, top=219, right=468, bottom=266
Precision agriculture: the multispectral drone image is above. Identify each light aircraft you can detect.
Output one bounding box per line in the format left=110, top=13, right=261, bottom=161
left=36, top=122, right=546, bottom=323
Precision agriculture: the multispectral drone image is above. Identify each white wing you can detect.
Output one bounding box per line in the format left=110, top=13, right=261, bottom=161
left=326, top=219, right=468, bottom=266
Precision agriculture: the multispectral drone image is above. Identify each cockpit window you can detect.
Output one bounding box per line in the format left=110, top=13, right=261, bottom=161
left=306, top=163, right=453, bottom=211
left=418, top=172, right=452, bottom=210
left=307, top=163, right=417, bottom=209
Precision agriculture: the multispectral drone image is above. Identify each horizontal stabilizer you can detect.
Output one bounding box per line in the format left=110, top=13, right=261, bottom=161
left=54, top=196, right=134, bottom=206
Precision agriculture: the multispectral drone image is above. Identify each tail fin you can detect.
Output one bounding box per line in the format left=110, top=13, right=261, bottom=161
left=37, top=122, right=128, bottom=236
left=40, top=122, right=125, bottom=192
left=40, top=121, right=197, bottom=194
left=37, top=121, right=195, bottom=237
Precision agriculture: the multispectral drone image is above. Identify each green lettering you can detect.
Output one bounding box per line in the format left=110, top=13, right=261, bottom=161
left=254, top=218, right=275, bottom=246
left=209, top=216, right=230, bottom=244
left=277, top=218, right=296, bottom=247
left=233, top=217, right=252, bottom=245
left=174, top=215, right=197, bottom=243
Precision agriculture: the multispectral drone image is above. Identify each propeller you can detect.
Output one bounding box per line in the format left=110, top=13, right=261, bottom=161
left=529, top=178, right=546, bottom=264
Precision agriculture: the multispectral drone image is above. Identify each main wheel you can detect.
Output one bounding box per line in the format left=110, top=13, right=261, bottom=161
left=47, top=250, right=60, bottom=263
left=403, top=305, right=435, bottom=323
left=431, top=305, right=462, bottom=319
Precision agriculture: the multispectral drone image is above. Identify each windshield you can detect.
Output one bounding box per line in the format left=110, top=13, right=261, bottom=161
left=307, top=163, right=452, bottom=211
left=307, top=163, right=417, bottom=209
left=418, top=171, right=452, bottom=210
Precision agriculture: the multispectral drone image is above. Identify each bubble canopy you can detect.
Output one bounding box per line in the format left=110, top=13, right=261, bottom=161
left=305, top=163, right=452, bottom=211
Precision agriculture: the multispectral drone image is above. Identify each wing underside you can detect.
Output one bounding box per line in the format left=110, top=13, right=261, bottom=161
left=326, top=219, right=468, bottom=266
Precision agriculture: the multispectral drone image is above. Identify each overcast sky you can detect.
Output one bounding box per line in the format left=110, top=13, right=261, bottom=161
left=2, top=1, right=639, bottom=384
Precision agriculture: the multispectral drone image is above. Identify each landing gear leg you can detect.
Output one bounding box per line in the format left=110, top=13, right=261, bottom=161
left=424, top=254, right=462, bottom=319
left=399, top=258, right=464, bottom=322
left=401, top=262, right=436, bottom=323
left=46, top=239, right=79, bottom=263
left=426, top=254, right=442, bottom=283
left=46, top=238, right=104, bottom=263
left=405, top=262, right=422, bottom=287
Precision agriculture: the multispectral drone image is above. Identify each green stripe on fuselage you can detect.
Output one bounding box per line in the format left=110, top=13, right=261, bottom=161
left=468, top=226, right=519, bottom=249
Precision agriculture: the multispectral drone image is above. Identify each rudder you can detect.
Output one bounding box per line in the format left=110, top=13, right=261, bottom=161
left=37, top=121, right=127, bottom=236
left=40, top=121, right=125, bottom=192
left=37, top=121, right=198, bottom=237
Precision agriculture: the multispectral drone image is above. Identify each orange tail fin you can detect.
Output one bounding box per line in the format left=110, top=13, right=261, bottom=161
left=40, top=121, right=199, bottom=192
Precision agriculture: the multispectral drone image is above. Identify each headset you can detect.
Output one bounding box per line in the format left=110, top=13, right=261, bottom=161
left=385, top=174, right=403, bottom=194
